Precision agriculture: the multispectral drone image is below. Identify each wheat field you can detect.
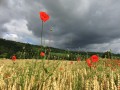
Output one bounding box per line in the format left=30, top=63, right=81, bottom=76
left=0, top=59, right=120, bottom=90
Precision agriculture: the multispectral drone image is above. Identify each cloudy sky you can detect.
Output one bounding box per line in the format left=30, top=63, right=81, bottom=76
left=1, top=0, right=120, bottom=53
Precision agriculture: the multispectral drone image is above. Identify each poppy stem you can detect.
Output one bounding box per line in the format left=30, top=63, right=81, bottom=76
left=41, top=21, right=44, bottom=46
left=13, top=61, right=15, bottom=64
left=90, top=66, right=92, bottom=71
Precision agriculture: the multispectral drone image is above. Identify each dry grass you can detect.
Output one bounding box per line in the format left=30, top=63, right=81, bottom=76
left=0, top=59, right=120, bottom=90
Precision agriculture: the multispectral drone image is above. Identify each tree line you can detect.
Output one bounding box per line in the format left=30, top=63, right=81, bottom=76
left=0, top=38, right=120, bottom=60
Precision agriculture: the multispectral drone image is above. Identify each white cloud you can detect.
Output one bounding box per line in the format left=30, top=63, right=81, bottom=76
left=3, top=33, right=19, bottom=41
left=2, top=19, right=38, bottom=43
left=2, top=19, right=54, bottom=47
left=3, top=19, right=32, bottom=35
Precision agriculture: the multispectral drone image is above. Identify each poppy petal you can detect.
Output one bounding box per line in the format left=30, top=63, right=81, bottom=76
left=40, top=12, right=50, bottom=22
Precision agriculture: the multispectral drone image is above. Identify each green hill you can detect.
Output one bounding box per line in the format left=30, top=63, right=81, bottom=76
left=0, top=38, right=69, bottom=59
left=0, top=38, right=120, bottom=60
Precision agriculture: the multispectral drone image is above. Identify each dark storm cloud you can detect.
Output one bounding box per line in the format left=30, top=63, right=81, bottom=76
left=39, top=0, right=120, bottom=49
left=1, top=0, right=120, bottom=53
left=0, top=0, right=7, bottom=6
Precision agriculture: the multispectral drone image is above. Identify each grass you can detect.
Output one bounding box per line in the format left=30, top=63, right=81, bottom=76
left=0, top=59, right=120, bottom=90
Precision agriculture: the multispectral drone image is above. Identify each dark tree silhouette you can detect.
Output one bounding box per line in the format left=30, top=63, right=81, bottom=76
left=102, top=51, right=112, bottom=59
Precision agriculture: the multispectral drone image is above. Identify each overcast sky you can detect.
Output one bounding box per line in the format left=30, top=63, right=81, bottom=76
left=1, top=0, right=120, bottom=53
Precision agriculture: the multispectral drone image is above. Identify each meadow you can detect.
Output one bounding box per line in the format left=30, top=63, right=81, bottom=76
left=0, top=58, right=120, bottom=90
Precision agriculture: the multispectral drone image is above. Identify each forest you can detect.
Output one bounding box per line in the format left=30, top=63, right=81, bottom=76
left=0, top=38, right=120, bottom=60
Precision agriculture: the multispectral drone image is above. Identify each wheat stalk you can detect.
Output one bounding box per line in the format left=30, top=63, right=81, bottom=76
left=110, top=71, right=114, bottom=90
left=106, top=79, right=110, bottom=90
left=85, top=80, right=89, bottom=90
left=117, top=74, right=120, bottom=90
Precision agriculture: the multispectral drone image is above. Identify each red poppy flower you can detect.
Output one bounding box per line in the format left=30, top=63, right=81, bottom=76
left=86, top=58, right=92, bottom=67
left=77, top=57, right=80, bottom=62
left=12, top=55, right=16, bottom=61
left=91, top=55, right=99, bottom=63
left=40, top=52, right=45, bottom=57
left=70, top=61, right=73, bottom=64
left=60, top=67, right=63, bottom=71
left=118, top=63, right=120, bottom=66
left=111, top=67, right=116, bottom=71
left=86, top=58, right=91, bottom=64
left=88, top=63, right=92, bottom=67
left=39, top=12, right=50, bottom=22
